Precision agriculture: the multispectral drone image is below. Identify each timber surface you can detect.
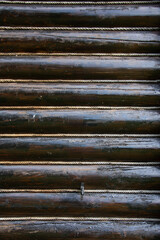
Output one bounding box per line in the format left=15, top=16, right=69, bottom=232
left=1, top=165, right=160, bottom=190
left=0, top=220, right=160, bottom=240
left=0, top=56, right=159, bottom=80
left=0, top=108, right=159, bottom=134
left=0, top=31, right=160, bottom=53
left=0, top=192, right=160, bottom=217
left=0, top=137, right=159, bottom=162
left=0, top=83, right=160, bottom=106
left=0, top=4, right=159, bottom=27
left=0, top=0, right=160, bottom=239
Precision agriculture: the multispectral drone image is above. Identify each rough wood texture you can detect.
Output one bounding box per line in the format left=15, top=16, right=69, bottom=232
left=0, top=165, right=160, bottom=190
left=0, top=109, right=159, bottom=134
left=0, top=137, right=159, bottom=162
left=0, top=192, right=160, bottom=217
left=0, top=56, right=159, bottom=80
left=0, top=4, right=159, bottom=27
left=0, top=1, right=160, bottom=238
left=0, top=220, right=160, bottom=240
left=0, top=31, right=159, bottom=53
left=0, top=83, right=159, bottom=106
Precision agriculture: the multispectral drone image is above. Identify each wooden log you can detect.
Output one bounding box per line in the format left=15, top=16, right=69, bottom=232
left=0, top=108, right=159, bottom=134
left=0, top=83, right=159, bottom=106
left=0, top=56, right=159, bottom=80
left=0, top=192, right=159, bottom=217
left=0, top=4, right=159, bottom=27
left=0, top=220, right=160, bottom=240
left=0, top=1, right=159, bottom=239
left=0, top=164, right=160, bottom=190
left=0, top=219, right=160, bottom=240
left=0, top=30, right=159, bottom=53
left=0, top=137, right=159, bottom=162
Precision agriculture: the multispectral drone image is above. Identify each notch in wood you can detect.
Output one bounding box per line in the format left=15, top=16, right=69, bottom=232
left=80, top=182, right=84, bottom=197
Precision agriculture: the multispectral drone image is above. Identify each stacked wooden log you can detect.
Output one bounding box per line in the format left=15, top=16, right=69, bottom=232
left=0, top=1, right=160, bottom=239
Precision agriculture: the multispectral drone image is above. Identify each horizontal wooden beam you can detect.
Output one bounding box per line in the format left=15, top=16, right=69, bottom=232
left=0, top=4, right=159, bottom=27
left=0, top=192, right=159, bottom=217
left=0, top=108, right=159, bottom=133
left=0, top=219, right=159, bottom=240
left=0, top=30, right=159, bottom=53
left=0, top=164, right=159, bottom=190
left=0, top=83, right=159, bottom=106
left=0, top=56, right=159, bottom=80
left=0, top=137, right=159, bottom=161
left=0, top=1, right=159, bottom=239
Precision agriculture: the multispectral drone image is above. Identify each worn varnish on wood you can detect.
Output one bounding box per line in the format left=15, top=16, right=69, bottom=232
left=0, top=164, right=160, bottom=190
left=0, top=137, right=159, bottom=162
left=0, top=0, right=160, bottom=239
left=0, top=31, right=159, bottom=53
left=0, top=3, right=159, bottom=27
left=0, top=108, right=159, bottom=134
left=0, top=56, right=159, bottom=80
left=0, top=83, right=159, bottom=106
left=0, top=192, right=160, bottom=217
left=0, top=220, right=159, bottom=240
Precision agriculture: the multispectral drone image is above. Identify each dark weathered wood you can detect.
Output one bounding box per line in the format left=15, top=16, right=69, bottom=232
left=0, top=56, right=159, bottom=80
left=0, top=192, right=159, bottom=217
left=0, top=220, right=160, bottom=240
left=1, top=165, right=160, bottom=190
left=0, top=4, right=159, bottom=27
left=0, top=31, right=159, bottom=53
left=0, top=1, right=159, bottom=239
left=0, top=137, right=159, bottom=162
left=0, top=108, right=159, bottom=134
left=0, top=83, right=160, bottom=106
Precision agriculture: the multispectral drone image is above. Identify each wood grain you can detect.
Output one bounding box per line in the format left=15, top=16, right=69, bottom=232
left=0, top=137, right=159, bottom=162
left=0, top=56, right=159, bottom=80
left=0, top=192, right=160, bottom=217
left=0, top=4, right=159, bottom=27
left=0, top=31, right=159, bottom=53
left=0, top=1, right=160, bottom=238
left=0, top=220, right=160, bottom=240
left=0, top=164, right=160, bottom=190
left=0, top=83, right=159, bottom=106
left=0, top=108, right=159, bottom=134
